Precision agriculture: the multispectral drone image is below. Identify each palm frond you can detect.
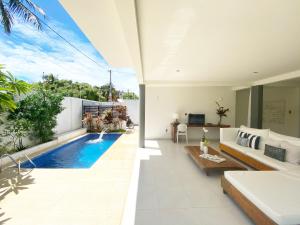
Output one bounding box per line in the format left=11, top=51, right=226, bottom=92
left=5, top=71, right=31, bottom=95
left=0, top=0, right=13, bottom=33
left=8, top=0, right=43, bottom=30
left=0, top=92, right=16, bottom=111
left=23, top=0, right=45, bottom=17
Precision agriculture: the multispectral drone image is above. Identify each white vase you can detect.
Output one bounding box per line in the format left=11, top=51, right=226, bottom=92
left=200, top=141, right=204, bottom=151
left=203, top=146, right=208, bottom=154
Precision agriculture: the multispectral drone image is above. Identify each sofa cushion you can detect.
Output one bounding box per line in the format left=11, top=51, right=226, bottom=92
left=240, top=125, right=269, bottom=150
left=264, top=144, right=286, bottom=162
left=269, top=131, right=300, bottom=146
left=224, top=171, right=300, bottom=225
left=281, top=142, right=300, bottom=165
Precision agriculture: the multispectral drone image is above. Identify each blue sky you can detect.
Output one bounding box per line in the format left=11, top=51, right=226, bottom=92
left=0, top=0, right=139, bottom=94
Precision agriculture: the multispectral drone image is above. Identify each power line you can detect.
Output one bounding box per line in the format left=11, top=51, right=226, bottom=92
left=24, top=6, right=108, bottom=70
left=20, top=6, right=137, bottom=78
left=40, top=19, right=106, bottom=69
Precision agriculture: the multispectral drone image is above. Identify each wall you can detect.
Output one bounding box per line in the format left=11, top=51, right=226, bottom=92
left=145, top=86, right=236, bottom=140
left=55, top=97, right=83, bottom=135
left=235, top=89, right=250, bottom=127
left=263, top=86, right=300, bottom=137
left=122, top=100, right=139, bottom=125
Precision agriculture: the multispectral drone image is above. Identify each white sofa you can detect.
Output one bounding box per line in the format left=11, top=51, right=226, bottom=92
left=220, top=126, right=300, bottom=225
left=224, top=170, right=300, bottom=225
left=220, top=125, right=300, bottom=171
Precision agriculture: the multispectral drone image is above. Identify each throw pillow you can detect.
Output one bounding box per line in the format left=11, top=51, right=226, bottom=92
left=240, top=137, right=249, bottom=147
left=247, top=134, right=260, bottom=150
left=281, top=142, right=300, bottom=165
left=236, top=137, right=248, bottom=147
left=264, top=144, right=286, bottom=162
left=237, top=130, right=249, bottom=138
left=236, top=136, right=243, bottom=145
left=240, top=125, right=269, bottom=149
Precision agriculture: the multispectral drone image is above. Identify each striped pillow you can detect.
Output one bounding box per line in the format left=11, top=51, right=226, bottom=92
left=237, top=130, right=250, bottom=138
left=247, top=134, right=260, bottom=150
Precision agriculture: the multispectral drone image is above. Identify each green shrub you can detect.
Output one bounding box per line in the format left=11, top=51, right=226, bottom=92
left=10, top=89, right=64, bottom=143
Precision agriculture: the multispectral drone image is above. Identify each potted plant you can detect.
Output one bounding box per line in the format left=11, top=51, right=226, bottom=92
left=203, top=139, right=209, bottom=154
left=200, top=127, right=208, bottom=151
left=216, top=101, right=229, bottom=125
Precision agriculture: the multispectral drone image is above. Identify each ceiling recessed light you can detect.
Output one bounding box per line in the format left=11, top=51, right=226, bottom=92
left=253, top=72, right=259, bottom=74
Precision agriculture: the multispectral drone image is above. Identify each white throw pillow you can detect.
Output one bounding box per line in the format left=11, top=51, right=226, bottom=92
left=240, top=125, right=270, bottom=150
left=281, top=141, right=300, bottom=165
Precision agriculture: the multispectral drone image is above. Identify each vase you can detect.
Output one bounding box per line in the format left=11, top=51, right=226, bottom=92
left=200, top=141, right=204, bottom=151
left=203, top=146, right=208, bottom=154
left=218, top=116, right=222, bottom=126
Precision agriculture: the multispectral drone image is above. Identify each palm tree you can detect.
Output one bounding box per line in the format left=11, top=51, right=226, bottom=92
left=0, top=0, right=45, bottom=34
left=0, top=64, right=31, bottom=111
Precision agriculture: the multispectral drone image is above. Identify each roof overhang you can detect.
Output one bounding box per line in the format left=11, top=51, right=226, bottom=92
left=60, top=0, right=300, bottom=87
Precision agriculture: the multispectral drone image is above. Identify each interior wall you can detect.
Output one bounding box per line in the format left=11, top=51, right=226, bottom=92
left=145, top=86, right=236, bottom=140
left=235, top=89, right=250, bottom=127
left=262, top=86, right=300, bottom=137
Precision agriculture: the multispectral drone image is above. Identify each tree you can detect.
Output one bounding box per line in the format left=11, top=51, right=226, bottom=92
left=10, top=88, right=64, bottom=143
left=122, top=90, right=139, bottom=100
left=0, top=0, right=45, bottom=34
left=0, top=64, right=31, bottom=111
left=1, top=118, right=30, bottom=150
left=98, top=83, right=119, bottom=101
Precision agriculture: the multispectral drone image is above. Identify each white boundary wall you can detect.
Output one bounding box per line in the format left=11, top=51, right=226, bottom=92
left=55, top=97, right=83, bottom=135
left=122, top=100, right=139, bottom=125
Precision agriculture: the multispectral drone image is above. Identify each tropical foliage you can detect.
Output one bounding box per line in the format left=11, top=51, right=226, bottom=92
left=0, top=0, right=45, bottom=34
left=9, top=88, right=64, bottom=143
left=39, top=74, right=139, bottom=101
left=215, top=101, right=229, bottom=125
left=1, top=118, right=31, bottom=150
left=122, top=90, right=139, bottom=100
left=0, top=64, right=31, bottom=111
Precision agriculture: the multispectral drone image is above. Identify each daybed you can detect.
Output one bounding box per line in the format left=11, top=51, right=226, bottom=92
left=220, top=126, right=300, bottom=225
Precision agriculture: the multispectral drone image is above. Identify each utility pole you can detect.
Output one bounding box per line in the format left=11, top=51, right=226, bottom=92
left=108, top=69, right=112, bottom=102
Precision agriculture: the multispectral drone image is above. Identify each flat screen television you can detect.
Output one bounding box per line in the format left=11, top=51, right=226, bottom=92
left=188, top=114, right=205, bottom=125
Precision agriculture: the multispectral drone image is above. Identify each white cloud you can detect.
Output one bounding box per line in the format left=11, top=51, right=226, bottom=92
left=0, top=20, right=139, bottom=94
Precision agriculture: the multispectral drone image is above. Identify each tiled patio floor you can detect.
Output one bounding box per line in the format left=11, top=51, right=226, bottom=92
left=135, top=140, right=254, bottom=225
left=0, top=131, right=138, bottom=225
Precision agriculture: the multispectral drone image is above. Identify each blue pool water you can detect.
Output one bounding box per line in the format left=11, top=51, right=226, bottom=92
left=21, top=133, right=121, bottom=168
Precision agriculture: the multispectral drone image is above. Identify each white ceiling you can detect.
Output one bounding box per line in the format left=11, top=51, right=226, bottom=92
left=60, top=0, right=300, bottom=87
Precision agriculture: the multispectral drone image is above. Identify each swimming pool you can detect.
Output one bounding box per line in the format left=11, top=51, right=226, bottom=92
left=21, top=133, right=121, bottom=168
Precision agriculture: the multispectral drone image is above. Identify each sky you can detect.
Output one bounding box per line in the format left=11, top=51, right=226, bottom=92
left=0, top=0, right=139, bottom=94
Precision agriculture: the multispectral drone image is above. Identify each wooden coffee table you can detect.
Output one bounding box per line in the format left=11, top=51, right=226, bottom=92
left=185, top=145, right=247, bottom=176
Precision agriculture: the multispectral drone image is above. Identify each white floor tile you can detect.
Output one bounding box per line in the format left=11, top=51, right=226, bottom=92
left=135, top=140, right=254, bottom=225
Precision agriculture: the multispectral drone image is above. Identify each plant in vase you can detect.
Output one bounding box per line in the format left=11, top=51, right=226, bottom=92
left=203, top=139, right=209, bottom=154
left=200, top=127, right=208, bottom=150
left=216, top=100, right=229, bottom=126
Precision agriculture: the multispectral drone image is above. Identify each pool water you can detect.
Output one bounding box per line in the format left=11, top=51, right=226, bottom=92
left=21, top=133, right=121, bottom=168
